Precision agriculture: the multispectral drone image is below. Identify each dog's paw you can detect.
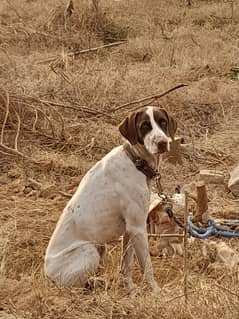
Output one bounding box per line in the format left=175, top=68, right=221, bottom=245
left=124, top=281, right=138, bottom=293
left=150, top=281, right=161, bottom=295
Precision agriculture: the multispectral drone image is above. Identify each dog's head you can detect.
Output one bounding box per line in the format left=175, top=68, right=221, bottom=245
left=118, top=106, right=177, bottom=155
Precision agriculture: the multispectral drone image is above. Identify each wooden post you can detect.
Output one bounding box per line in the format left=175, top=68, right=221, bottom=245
left=193, top=181, right=208, bottom=224
left=183, top=192, right=189, bottom=305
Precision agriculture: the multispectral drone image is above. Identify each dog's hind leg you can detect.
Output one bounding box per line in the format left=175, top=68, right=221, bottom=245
left=45, top=241, right=100, bottom=288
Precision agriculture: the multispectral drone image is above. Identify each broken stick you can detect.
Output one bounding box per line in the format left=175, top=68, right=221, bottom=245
left=113, top=84, right=188, bottom=112
left=148, top=233, right=184, bottom=238
left=183, top=192, right=189, bottom=305
left=37, top=41, right=127, bottom=64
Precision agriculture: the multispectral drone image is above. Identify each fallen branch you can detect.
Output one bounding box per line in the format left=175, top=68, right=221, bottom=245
left=13, top=110, right=21, bottom=151
left=183, top=192, right=189, bottom=305
left=166, top=290, right=197, bottom=303
left=112, top=84, right=188, bottom=112
left=0, top=143, right=28, bottom=159
left=25, top=97, right=115, bottom=120
left=0, top=90, right=28, bottom=159
left=58, top=191, right=72, bottom=198
left=72, top=101, right=116, bottom=119
left=215, top=283, right=239, bottom=298
left=109, top=233, right=184, bottom=244
left=0, top=90, right=9, bottom=145
left=0, top=89, right=67, bottom=160
left=69, top=40, right=126, bottom=57
left=37, top=41, right=127, bottom=64
left=148, top=233, right=184, bottom=238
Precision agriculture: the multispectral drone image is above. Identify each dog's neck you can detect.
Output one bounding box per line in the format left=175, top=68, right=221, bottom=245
left=124, top=142, right=160, bottom=172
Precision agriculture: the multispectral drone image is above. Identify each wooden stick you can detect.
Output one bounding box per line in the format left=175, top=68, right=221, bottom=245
left=148, top=233, right=184, bottom=238
left=193, top=181, right=208, bottom=224
left=11, top=95, right=115, bottom=119
left=37, top=41, right=126, bottom=64
left=69, top=41, right=127, bottom=57
left=37, top=98, right=115, bottom=119
left=58, top=191, right=73, bottom=198
left=14, top=110, right=21, bottom=151
left=109, top=233, right=184, bottom=244
left=0, top=90, right=9, bottom=145
left=112, top=84, right=188, bottom=112
left=183, top=192, right=189, bottom=305
left=215, top=283, right=239, bottom=298
left=166, top=290, right=197, bottom=303
left=0, top=143, right=28, bottom=159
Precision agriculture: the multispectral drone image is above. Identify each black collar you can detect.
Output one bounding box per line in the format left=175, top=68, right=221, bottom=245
left=123, top=143, right=158, bottom=179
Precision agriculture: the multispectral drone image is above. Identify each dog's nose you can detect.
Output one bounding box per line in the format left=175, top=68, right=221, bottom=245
left=157, top=141, right=168, bottom=154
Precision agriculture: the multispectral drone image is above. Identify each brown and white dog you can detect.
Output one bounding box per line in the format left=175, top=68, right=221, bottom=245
left=44, top=106, right=177, bottom=291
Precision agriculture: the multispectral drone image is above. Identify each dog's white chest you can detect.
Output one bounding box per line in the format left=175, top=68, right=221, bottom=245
left=52, top=146, right=149, bottom=247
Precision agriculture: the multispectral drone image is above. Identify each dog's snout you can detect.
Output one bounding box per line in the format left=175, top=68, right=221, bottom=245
left=157, top=141, right=169, bottom=154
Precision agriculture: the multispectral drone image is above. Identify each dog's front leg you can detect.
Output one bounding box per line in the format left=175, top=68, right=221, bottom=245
left=127, top=225, right=159, bottom=291
left=121, top=232, right=135, bottom=290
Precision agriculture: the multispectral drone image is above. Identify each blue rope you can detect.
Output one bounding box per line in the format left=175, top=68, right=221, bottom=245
left=221, top=219, right=239, bottom=225
left=188, top=216, right=239, bottom=239
left=164, top=206, right=239, bottom=239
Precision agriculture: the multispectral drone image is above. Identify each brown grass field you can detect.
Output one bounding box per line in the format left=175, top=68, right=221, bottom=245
left=0, top=0, right=239, bottom=318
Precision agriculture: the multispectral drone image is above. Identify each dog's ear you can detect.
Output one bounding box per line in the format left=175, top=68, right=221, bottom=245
left=160, top=109, right=177, bottom=140
left=168, top=115, right=177, bottom=140
left=118, top=112, right=138, bottom=145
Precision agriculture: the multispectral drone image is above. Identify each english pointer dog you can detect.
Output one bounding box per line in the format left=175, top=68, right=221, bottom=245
left=44, top=106, right=177, bottom=291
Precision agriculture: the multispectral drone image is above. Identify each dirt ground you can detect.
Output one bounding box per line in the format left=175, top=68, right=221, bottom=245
left=0, top=0, right=239, bottom=318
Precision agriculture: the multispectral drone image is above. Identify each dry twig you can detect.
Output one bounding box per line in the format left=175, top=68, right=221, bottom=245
left=183, top=192, right=189, bottom=305
left=148, top=233, right=184, bottom=238
left=166, top=290, right=197, bottom=303
left=215, top=283, right=239, bottom=298
left=0, top=89, right=69, bottom=160
left=37, top=98, right=115, bottom=120
left=112, top=84, right=188, bottom=112
left=0, top=91, right=26, bottom=158
left=37, top=41, right=127, bottom=64
left=58, top=191, right=73, bottom=198
left=13, top=110, right=21, bottom=151
left=0, top=90, right=9, bottom=145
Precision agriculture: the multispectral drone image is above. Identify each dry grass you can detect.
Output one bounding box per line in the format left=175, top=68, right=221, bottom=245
left=0, top=0, right=239, bottom=318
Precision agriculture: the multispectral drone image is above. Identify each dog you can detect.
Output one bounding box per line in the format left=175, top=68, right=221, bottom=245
left=44, top=106, right=177, bottom=291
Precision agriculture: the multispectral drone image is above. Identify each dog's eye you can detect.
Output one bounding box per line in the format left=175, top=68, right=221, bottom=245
left=141, top=121, right=151, bottom=131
